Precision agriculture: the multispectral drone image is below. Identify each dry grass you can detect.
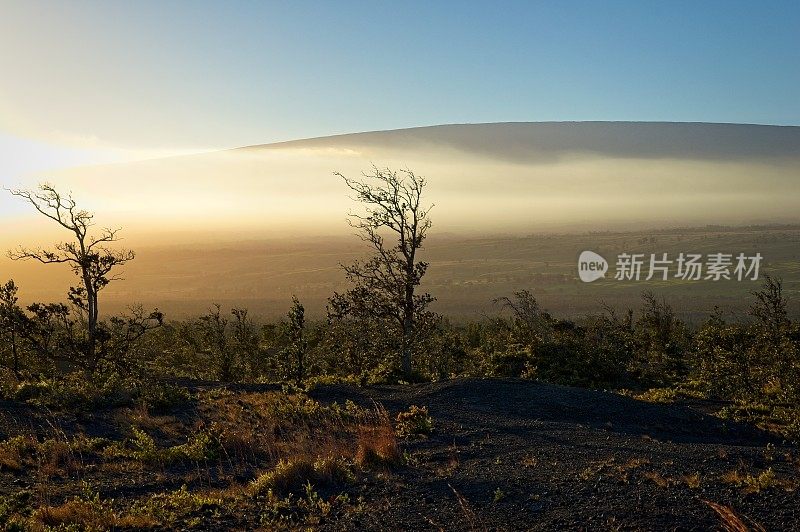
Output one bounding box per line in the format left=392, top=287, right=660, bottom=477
left=120, top=404, right=185, bottom=440
left=612, top=458, right=649, bottom=484
left=250, top=458, right=316, bottom=496
left=356, top=419, right=402, bottom=469
left=0, top=444, right=22, bottom=471
left=0, top=435, right=37, bottom=472
left=579, top=456, right=648, bottom=482
left=721, top=468, right=780, bottom=493
left=683, top=472, right=702, bottom=489
left=642, top=471, right=672, bottom=488
left=250, top=456, right=353, bottom=496
left=0, top=433, right=82, bottom=478
left=31, top=498, right=157, bottom=531
left=37, top=439, right=75, bottom=478
left=721, top=470, right=743, bottom=485
left=197, top=391, right=371, bottom=469
left=619, top=458, right=649, bottom=471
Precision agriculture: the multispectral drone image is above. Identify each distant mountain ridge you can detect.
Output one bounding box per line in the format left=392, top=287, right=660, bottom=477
left=239, top=122, right=800, bottom=163
left=39, top=120, right=798, bottom=238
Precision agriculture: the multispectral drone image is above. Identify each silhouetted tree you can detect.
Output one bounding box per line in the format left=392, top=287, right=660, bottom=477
left=197, top=304, right=231, bottom=381
left=493, top=290, right=552, bottom=348
left=0, top=280, right=27, bottom=377
left=230, top=307, right=260, bottom=378
left=748, top=275, right=797, bottom=394
left=23, top=302, right=72, bottom=366
left=636, top=291, right=688, bottom=382
left=283, top=296, right=307, bottom=385
left=7, top=184, right=155, bottom=373
left=750, top=275, right=790, bottom=344
left=325, top=288, right=393, bottom=380
left=331, top=167, right=434, bottom=378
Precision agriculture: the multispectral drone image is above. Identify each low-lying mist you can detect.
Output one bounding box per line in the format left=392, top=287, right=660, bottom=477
left=2, top=122, right=798, bottom=317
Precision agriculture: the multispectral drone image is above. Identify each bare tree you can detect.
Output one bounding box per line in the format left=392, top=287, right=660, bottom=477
left=493, top=290, right=551, bottom=347
left=332, top=166, right=434, bottom=378
left=749, top=274, right=794, bottom=377
left=7, top=184, right=136, bottom=372
left=197, top=304, right=231, bottom=381
left=749, top=274, right=790, bottom=337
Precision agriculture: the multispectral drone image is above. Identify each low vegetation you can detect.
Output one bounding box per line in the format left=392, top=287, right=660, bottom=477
left=0, top=389, right=397, bottom=529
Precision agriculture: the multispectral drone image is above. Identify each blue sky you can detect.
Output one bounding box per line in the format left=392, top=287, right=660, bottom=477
left=0, top=0, right=798, bottom=167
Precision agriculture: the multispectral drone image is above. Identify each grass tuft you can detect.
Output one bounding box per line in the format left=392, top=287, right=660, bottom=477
left=251, top=456, right=353, bottom=497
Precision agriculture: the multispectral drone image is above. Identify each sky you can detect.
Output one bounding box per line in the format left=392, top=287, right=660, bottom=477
left=0, top=1, right=798, bottom=218
left=1, top=2, right=799, bottom=156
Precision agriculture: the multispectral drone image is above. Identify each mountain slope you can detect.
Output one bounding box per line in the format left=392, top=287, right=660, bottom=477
left=242, top=121, right=800, bottom=162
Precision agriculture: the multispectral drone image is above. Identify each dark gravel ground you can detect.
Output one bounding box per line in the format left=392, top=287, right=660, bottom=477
left=310, top=378, right=799, bottom=531
left=1, top=378, right=797, bottom=531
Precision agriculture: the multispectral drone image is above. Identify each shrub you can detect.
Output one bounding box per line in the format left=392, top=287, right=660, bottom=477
left=634, top=387, right=679, bottom=404
left=13, top=380, right=51, bottom=402
left=0, top=368, right=19, bottom=400
left=313, top=457, right=354, bottom=485
left=395, top=405, right=433, bottom=437
left=12, top=373, right=135, bottom=411
left=127, top=427, right=220, bottom=465
left=493, top=488, right=506, bottom=502
left=252, top=459, right=317, bottom=496
left=258, top=482, right=353, bottom=527
left=129, top=427, right=160, bottom=463
left=139, top=382, right=192, bottom=413
left=0, top=436, right=33, bottom=472
left=0, top=489, right=32, bottom=529
left=131, top=485, right=224, bottom=527
left=487, top=346, right=533, bottom=378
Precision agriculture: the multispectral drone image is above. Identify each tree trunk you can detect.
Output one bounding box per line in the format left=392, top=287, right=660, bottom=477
left=82, top=267, right=98, bottom=373
left=402, top=321, right=412, bottom=377
left=11, top=326, right=19, bottom=378
left=402, top=295, right=414, bottom=378
left=296, top=350, right=304, bottom=386
left=402, top=246, right=416, bottom=378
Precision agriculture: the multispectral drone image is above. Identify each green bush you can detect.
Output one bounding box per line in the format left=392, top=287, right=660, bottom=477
left=395, top=405, right=433, bottom=437
left=487, top=346, right=533, bottom=378
left=125, top=427, right=220, bottom=465
left=139, top=382, right=192, bottom=413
